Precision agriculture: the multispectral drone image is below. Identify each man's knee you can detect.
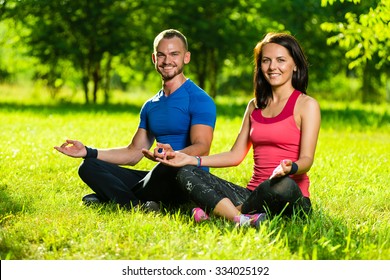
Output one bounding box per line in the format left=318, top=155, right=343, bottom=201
left=78, top=158, right=99, bottom=179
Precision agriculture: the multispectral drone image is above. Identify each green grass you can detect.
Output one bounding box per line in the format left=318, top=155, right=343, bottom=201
left=0, top=84, right=389, bottom=260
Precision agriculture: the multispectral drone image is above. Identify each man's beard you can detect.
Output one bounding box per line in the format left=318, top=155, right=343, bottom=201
left=159, top=65, right=184, bottom=81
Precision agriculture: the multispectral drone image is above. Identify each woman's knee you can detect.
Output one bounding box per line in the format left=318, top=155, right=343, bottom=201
left=176, top=166, right=222, bottom=210
left=270, top=177, right=302, bottom=200
left=177, top=165, right=197, bottom=176
left=176, top=165, right=197, bottom=184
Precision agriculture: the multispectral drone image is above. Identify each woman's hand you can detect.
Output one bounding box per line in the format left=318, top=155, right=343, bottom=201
left=155, top=151, right=195, bottom=167
left=269, top=159, right=294, bottom=179
left=142, top=142, right=197, bottom=167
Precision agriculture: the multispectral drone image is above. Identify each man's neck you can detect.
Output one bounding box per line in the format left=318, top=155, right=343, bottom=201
left=162, top=74, right=187, bottom=96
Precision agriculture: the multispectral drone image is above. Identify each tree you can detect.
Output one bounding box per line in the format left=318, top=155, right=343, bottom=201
left=6, top=0, right=146, bottom=104
left=258, top=0, right=363, bottom=94
left=321, top=0, right=389, bottom=102
left=2, top=0, right=387, bottom=102
left=146, top=0, right=273, bottom=98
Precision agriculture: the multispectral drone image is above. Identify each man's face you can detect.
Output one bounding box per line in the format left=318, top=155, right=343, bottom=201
left=152, top=37, right=190, bottom=81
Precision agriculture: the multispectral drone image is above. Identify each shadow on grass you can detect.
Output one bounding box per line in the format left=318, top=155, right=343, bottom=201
left=0, top=183, right=25, bottom=218
left=320, top=107, right=390, bottom=130
left=1, top=100, right=389, bottom=129
left=0, top=183, right=26, bottom=259
left=0, top=101, right=142, bottom=116
left=216, top=102, right=390, bottom=129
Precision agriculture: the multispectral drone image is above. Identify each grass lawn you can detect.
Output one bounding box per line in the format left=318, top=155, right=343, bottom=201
left=0, top=84, right=389, bottom=260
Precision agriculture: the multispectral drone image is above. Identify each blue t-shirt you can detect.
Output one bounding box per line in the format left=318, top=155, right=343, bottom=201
left=139, top=79, right=216, bottom=151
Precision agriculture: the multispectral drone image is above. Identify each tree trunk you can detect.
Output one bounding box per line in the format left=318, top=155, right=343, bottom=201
left=82, top=75, right=89, bottom=104
left=361, top=62, right=381, bottom=103
left=209, top=49, right=219, bottom=99
left=103, top=54, right=112, bottom=104
left=92, top=63, right=101, bottom=104
left=197, top=53, right=207, bottom=91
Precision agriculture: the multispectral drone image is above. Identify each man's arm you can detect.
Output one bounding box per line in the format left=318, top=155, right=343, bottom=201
left=143, top=124, right=214, bottom=161
left=179, top=124, right=214, bottom=156
left=95, top=128, right=155, bottom=166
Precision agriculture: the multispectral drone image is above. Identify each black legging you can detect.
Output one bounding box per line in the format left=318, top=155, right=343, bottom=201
left=78, top=158, right=189, bottom=207
left=176, top=165, right=250, bottom=213
left=241, top=176, right=312, bottom=216
left=176, top=165, right=311, bottom=216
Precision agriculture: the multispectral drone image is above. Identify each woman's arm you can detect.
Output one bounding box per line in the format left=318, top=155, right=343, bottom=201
left=151, top=100, right=256, bottom=168
left=295, top=95, right=321, bottom=174
left=270, top=95, right=321, bottom=178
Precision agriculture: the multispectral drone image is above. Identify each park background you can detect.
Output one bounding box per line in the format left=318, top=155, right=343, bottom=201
left=0, top=0, right=389, bottom=260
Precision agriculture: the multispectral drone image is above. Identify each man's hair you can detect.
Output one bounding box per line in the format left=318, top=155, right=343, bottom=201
left=153, top=29, right=188, bottom=53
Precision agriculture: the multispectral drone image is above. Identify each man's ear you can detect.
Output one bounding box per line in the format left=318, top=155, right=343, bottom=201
left=152, top=53, right=156, bottom=64
left=184, top=51, right=191, bottom=64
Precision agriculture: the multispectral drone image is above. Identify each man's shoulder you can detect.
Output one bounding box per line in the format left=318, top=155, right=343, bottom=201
left=144, top=90, right=164, bottom=104
left=184, top=79, right=214, bottom=102
left=183, top=79, right=206, bottom=94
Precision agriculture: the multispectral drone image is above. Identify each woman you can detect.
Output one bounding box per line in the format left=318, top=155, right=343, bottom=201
left=143, top=32, right=321, bottom=228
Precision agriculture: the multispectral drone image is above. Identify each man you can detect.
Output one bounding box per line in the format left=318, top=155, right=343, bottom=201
left=54, top=29, right=216, bottom=209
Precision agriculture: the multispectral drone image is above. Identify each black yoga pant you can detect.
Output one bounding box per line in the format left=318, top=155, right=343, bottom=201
left=176, top=165, right=311, bottom=216
left=132, top=162, right=189, bottom=205
left=241, top=176, right=312, bottom=216
left=176, top=165, right=250, bottom=213
left=78, top=158, right=189, bottom=207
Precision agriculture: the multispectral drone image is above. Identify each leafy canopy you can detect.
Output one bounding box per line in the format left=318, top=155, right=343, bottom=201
left=321, top=0, right=390, bottom=69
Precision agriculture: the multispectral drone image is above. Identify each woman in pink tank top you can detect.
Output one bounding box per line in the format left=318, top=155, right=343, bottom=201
left=144, top=32, right=321, bottom=228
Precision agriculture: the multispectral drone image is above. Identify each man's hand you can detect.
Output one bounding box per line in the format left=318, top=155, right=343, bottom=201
left=54, top=139, right=87, bottom=158
left=142, top=143, right=175, bottom=161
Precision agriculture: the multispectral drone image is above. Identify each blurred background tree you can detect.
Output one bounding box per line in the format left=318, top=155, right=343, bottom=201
left=2, top=0, right=150, bottom=103
left=321, top=0, right=389, bottom=103
left=0, top=0, right=388, bottom=104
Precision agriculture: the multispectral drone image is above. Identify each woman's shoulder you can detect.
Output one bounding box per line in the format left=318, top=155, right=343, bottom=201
left=298, top=93, right=319, bottom=108
left=296, top=93, right=321, bottom=116
left=247, top=98, right=257, bottom=109
left=246, top=98, right=257, bottom=113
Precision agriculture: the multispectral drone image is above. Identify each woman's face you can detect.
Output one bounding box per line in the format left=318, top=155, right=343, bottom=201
left=260, top=43, right=296, bottom=89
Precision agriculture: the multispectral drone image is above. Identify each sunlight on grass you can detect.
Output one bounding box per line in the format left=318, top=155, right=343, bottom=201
left=0, top=85, right=389, bottom=260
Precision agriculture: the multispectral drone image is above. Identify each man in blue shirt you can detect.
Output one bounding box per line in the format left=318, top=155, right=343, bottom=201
left=54, top=29, right=216, bottom=209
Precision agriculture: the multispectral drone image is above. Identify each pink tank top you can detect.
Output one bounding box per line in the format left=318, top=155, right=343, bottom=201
left=247, top=90, right=310, bottom=197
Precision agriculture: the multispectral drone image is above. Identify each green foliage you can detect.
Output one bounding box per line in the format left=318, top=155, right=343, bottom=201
left=1, top=0, right=389, bottom=103
left=143, top=0, right=275, bottom=98
left=321, top=0, right=390, bottom=69
left=0, top=19, right=35, bottom=82
left=320, top=0, right=389, bottom=103
left=0, top=86, right=389, bottom=260
left=259, top=0, right=344, bottom=84
left=321, top=0, right=360, bottom=4
left=4, top=0, right=150, bottom=103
